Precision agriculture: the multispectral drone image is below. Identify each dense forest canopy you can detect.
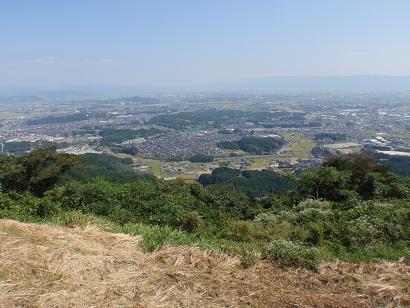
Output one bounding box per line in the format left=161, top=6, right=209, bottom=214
left=314, top=133, right=347, bottom=141
left=58, top=153, right=150, bottom=183
left=0, top=148, right=83, bottom=196
left=367, top=150, right=410, bottom=177
left=217, top=136, right=284, bottom=155
left=25, top=112, right=106, bottom=125
left=2, top=140, right=66, bottom=155
left=99, top=128, right=161, bottom=145
left=148, top=109, right=248, bottom=129
left=199, top=167, right=295, bottom=197
left=148, top=109, right=310, bottom=130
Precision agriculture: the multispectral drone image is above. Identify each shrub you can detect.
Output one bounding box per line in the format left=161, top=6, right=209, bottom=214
left=122, top=223, right=192, bottom=252
left=262, top=240, right=319, bottom=269
left=295, top=208, right=333, bottom=224
left=34, top=199, right=61, bottom=218
left=53, top=211, right=93, bottom=228
left=295, top=199, right=331, bottom=211
left=271, top=221, right=312, bottom=243
left=229, top=220, right=270, bottom=242
left=253, top=212, right=278, bottom=228
left=240, top=250, right=257, bottom=268
left=180, top=212, right=204, bottom=233
left=0, top=192, right=60, bottom=222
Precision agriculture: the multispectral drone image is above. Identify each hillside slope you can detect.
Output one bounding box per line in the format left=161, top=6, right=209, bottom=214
left=0, top=219, right=409, bottom=307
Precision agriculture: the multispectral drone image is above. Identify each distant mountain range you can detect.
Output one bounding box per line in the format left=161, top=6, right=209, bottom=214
left=1, top=75, right=410, bottom=96
left=223, top=75, right=410, bottom=92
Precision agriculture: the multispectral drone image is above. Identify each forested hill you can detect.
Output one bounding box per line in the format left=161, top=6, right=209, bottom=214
left=217, top=136, right=284, bottom=155
left=58, top=153, right=152, bottom=183
left=198, top=167, right=295, bottom=197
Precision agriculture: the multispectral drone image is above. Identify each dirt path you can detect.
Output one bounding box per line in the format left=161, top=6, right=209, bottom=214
left=0, top=219, right=408, bottom=307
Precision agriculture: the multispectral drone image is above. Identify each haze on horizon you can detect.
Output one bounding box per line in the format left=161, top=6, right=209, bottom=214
left=1, top=0, right=410, bottom=89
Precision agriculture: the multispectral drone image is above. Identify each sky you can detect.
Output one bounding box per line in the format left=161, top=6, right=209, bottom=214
left=1, top=0, right=410, bottom=88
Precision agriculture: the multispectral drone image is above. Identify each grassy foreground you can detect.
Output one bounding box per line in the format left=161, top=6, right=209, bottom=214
left=1, top=219, right=409, bottom=307
left=1, top=150, right=409, bottom=269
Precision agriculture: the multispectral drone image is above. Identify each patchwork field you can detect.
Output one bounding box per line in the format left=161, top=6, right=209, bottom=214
left=281, top=131, right=316, bottom=158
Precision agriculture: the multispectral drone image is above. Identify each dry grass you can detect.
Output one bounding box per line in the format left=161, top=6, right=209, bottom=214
left=0, top=219, right=409, bottom=307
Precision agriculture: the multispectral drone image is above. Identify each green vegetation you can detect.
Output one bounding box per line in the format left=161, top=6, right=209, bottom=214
left=311, top=146, right=332, bottom=158
left=262, top=240, right=319, bottom=269
left=99, top=128, right=161, bottom=145
left=3, top=140, right=67, bottom=155
left=363, top=129, right=378, bottom=137
left=25, top=112, right=106, bottom=125
left=364, top=148, right=410, bottom=177
left=282, top=132, right=316, bottom=158
left=321, top=155, right=407, bottom=199
left=59, top=153, right=148, bottom=183
left=166, top=154, right=214, bottom=163
left=218, top=136, right=284, bottom=155
left=148, top=109, right=248, bottom=130
left=148, top=109, right=308, bottom=130
left=143, top=158, right=162, bottom=177
left=314, top=133, right=347, bottom=141
left=0, top=148, right=83, bottom=196
left=0, top=149, right=409, bottom=269
left=188, top=154, right=214, bottom=163
left=198, top=167, right=295, bottom=197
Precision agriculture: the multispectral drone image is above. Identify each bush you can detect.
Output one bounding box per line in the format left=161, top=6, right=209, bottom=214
left=295, top=199, right=332, bottom=211
left=180, top=212, right=204, bottom=233
left=0, top=192, right=60, bottom=222
left=229, top=220, right=270, bottom=242
left=53, top=211, right=93, bottom=228
left=294, top=208, right=333, bottom=225
left=34, top=199, right=61, bottom=218
left=123, top=223, right=192, bottom=252
left=253, top=212, right=278, bottom=228
left=240, top=250, right=257, bottom=268
left=262, top=240, right=319, bottom=269
left=271, top=221, right=312, bottom=243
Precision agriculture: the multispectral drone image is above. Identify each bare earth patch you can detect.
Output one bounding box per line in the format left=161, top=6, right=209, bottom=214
left=0, top=219, right=408, bottom=307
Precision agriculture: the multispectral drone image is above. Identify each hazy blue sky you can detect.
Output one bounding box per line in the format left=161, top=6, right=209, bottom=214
left=1, top=0, right=410, bottom=87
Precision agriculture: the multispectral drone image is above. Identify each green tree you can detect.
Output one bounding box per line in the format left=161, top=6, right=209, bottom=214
left=0, top=148, right=83, bottom=196
left=324, top=155, right=407, bottom=199
left=297, top=166, right=351, bottom=200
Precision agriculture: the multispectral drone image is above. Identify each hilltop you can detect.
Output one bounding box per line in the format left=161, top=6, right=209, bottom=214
left=0, top=219, right=409, bottom=307
left=0, top=149, right=409, bottom=307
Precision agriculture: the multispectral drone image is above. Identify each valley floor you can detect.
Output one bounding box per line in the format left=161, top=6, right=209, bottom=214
left=0, top=219, right=408, bottom=307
